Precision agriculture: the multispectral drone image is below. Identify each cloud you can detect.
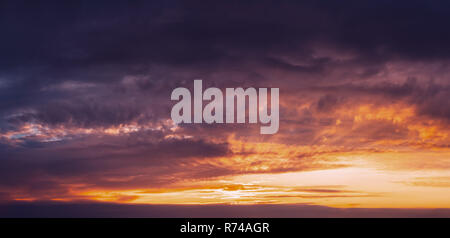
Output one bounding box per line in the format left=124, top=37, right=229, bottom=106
left=0, top=1, right=449, bottom=209
left=402, top=177, right=450, bottom=187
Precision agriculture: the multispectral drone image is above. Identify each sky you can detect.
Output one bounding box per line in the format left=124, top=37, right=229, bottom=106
left=0, top=0, right=449, bottom=217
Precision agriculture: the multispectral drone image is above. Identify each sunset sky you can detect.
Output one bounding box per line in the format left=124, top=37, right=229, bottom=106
left=1, top=1, right=449, bottom=217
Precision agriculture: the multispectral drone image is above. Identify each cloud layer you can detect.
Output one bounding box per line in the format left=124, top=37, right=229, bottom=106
left=0, top=0, right=449, bottom=214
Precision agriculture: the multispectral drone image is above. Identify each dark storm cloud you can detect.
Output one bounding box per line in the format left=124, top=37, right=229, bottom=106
left=1, top=0, right=450, bottom=73
left=2, top=0, right=450, bottom=70
left=1, top=0, right=450, bottom=120
left=0, top=133, right=230, bottom=178
left=2, top=1, right=448, bottom=125
left=7, top=100, right=142, bottom=128
left=0, top=132, right=231, bottom=198
left=309, top=78, right=450, bottom=121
